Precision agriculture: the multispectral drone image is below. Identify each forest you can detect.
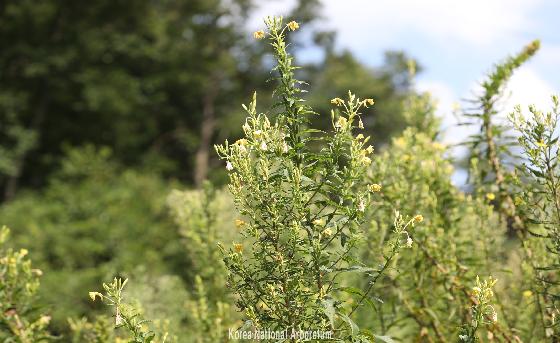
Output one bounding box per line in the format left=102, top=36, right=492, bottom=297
left=1, top=1, right=559, bottom=342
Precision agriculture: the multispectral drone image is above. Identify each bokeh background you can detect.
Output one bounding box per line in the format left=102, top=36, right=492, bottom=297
left=0, top=0, right=558, bottom=338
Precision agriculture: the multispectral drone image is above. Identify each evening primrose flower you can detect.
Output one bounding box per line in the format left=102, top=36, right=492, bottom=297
left=234, top=243, right=243, bottom=253
left=368, top=184, right=382, bottom=192
left=253, top=30, right=265, bottom=39
left=335, top=116, right=347, bottom=129
left=364, top=98, right=375, bottom=107
left=235, top=219, right=246, bottom=229
left=523, top=290, right=533, bottom=298
left=486, top=193, right=495, bottom=201
left=39, top=315, right=51, bottom=325
left=414, top=214, right=424, bottom=223
left=313, top=218, right=326, bottom=226
left=287, top=21, right=299, bottom=31
left=330, top=97, right=344, bottom=106
left=226, top=161, right=234, bottom=171
left=536, top=140, right=547, bottom=148
left=89, top=292, right=103, bottom=301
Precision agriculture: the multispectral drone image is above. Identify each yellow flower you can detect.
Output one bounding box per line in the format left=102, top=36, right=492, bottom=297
left=233, top=243, right=244, bottom=253
left=414, top=214, right=424, bottom=223
left=523, top=290, right=533, bottom=298
left=313, top=218, right=326, bottom=226
left=19, top=248, right=28, bottom=257
left=335, top=116, right=347, bottom=129
left=486, top=192, right=495, bottom=201
left=536, top=140, right=547, bottom=148
left=89, top=292, right=102, bottom=301
left=364, top=98, right=375, bottom=107
left=330, top=97, right=344, bottom=106
left=368, top=184, right=382, bottom=192
left=235, top=219, right=246, bottom=229
left=39, top=315, right=51, bottom=325
left=253, top=30, right=265, bottom=39
left=322, top=228, right=333, bottom=237
left=287, top=21, right=299, bottom=31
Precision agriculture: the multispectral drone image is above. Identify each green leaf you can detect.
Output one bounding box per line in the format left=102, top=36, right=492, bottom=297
left=338, top=313, right=359, bottom=337
left=322, top=298, right=336, bottom=328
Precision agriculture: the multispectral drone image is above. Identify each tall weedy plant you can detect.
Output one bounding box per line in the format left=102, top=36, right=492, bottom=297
left=510, top=97, right=560, bottom=339
left=215, top=17, right=418, bottom=341
left=0, top=226, right=55, bottom=342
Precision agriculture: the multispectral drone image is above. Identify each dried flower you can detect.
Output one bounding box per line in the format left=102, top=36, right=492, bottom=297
left=414, top=214, right=424, bottom=223
left=253, top=30, right=265, bottom=39
left=406, top=236, right=413, bottom=248
left=357, top=200, right=365, bottom=212
left=368, top=184, right=382, bottom=192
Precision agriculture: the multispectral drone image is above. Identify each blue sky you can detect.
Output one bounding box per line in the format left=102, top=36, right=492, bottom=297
left=250, top=0, right=560, bottom=148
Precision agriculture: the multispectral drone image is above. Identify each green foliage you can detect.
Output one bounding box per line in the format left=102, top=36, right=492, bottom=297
left=0, top=226, right=55, bottom=342
left=0, top=146, right=186, bottom=333
left=362, top=120, right=506, bottom=340
left=167, top=183, right=239, bottom=341
left=510, top=96, right=560, bottom=338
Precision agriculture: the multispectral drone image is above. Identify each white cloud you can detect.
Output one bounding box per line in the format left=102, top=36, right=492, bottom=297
left=320, top=0, right=540, bottom=47
left=416, top=66, right=555, bottom=146
left=249, top=0, right=540, bottom=48
left=504, top=67, right=556, bottom=111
